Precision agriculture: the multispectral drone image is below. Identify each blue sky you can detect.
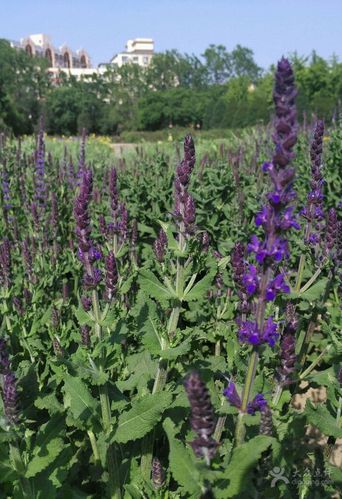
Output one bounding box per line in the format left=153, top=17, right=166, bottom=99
left=1, top=0, right=341, bottom=68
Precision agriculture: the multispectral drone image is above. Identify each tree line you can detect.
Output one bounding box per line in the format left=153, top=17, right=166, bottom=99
left=0, top=39, right=341, bottom=136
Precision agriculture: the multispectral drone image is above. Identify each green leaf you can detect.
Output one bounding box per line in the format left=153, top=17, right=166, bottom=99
left=300, top=278, right=328, bottom=301
left=159, top=221, right=179, bottom=251
left=224, top=435, right=276, bottom=496
left=114, top=392, right=172, bottom=443
left=163, top=418, right=201, bottom=495
left=63, top=376, right=98, bottom=423
left=183, top=271, right=215, bottom=302
left=74, top=306, right=93, bottom=326
left=305, top=401, right=342, bottom=439
left=26, top=415, right=65, bottom=478
left=160, top=336, right=192, bottom=360
left=34, top=392, right=64, bottom=414
left=138, top=269, right=174, bottom=303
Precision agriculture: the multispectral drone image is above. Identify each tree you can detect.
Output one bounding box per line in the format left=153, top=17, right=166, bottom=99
left=202, top=44, right=232, bottom=84
left=0, top=39, right=49, bottom=134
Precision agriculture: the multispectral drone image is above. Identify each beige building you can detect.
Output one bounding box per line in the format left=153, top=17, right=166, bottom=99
left=111, top=38, right=154, bottom=67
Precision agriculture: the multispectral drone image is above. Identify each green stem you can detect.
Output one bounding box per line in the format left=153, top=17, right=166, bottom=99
left=91, top=289, right=121, bottom=499
left=299, top=345, right=331, bottom=380
left=295, top=223, right=311, bottom=293
left=141, top=236, right=185, bottom=482
left=241, top=350, right=259, bottom=411
left=234, top=412, right=246, bottom=447
left=336, top=397, right=342, bottom=428
left=295, top=254, right=306, bottom=293
left=87, top=430, right=100, bottom=464
left=299, top=265, right=323, bottom=295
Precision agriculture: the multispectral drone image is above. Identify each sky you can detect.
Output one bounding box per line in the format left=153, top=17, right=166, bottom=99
left=0, top=0, right=341, bottom=69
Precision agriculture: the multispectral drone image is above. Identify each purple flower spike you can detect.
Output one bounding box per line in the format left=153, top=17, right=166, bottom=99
left=3, top=372, right=18, bottom=423
left=325, top=208, right=337, bottom=255
left=153, top=229, right=167, bottom=262
left=104, top=251, right=118, bottom=302
left=173, top=136, right=197, bottom=238
left=223, top=382, right=242, bottom=409
left=0, top=239, right=11, bottom=288
left=183, top=371, right=218, bottom=461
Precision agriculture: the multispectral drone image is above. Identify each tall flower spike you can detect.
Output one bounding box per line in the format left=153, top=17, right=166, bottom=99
left=3, top=372, right=18, bottom=423
left=174, top=135, right=197, bottom=239
left=0, top=239, right=11, bottom=288
left=0, top=339, right=18, bottom=423
left=184, top=371, right=218, bottom=462
left=239, top=58, right=297, bottom=349
left=35, top=121, right=46, bottom=204
left=301, top=121, right=325, bottom=245
left=104, top=251, right=118, bottom=302
left=151, top=457, right=165, bottom=489
left=325, top=208, right=337, bottom=256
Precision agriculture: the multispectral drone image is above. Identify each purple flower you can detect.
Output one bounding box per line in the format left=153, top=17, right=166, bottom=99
left=265, top=273, right=290, bottom=301
left=83, top=268, right=102, bottom=289
left=278, top=207, right=300, bottom=231
left=223, top=382, right=242, bottom=409
left=242, top=265, right=259, bottom=295
left=247, top=394, right=268, bottom=415
left=255, top=207, right=269, bottom=227
left=262, top=317, right=279, bottom=347
left=238, top=320, right=261, bottom=345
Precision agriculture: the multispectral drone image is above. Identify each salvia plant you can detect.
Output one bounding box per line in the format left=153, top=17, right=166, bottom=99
left=0, top=58, right=341, bottom=499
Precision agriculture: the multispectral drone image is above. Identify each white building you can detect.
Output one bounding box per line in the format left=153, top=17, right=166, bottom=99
left=111, top=38, right=154, bottom=67
left=8, top=34, right=94, bottom=80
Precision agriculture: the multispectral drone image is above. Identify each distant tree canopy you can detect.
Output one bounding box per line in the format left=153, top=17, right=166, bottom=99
left=0, top=38, right=341, bottom=135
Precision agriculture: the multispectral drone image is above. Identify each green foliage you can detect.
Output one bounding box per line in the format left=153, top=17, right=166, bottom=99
left=114, top=392, right=172, bottom=443
left=0, top=121, right=340, bottom=497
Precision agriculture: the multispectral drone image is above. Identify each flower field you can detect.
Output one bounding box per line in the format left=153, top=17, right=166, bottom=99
left=0, top=59, right=341, bottom=498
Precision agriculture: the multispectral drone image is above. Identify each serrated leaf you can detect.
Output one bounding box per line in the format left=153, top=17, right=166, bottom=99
left=74, top=306, right=93, bottom=326
left=305, top=401, right=342, bottom=439
left=138, top=269, right=174, bottom=303
left=160, top=336, right=192, bottom=360
left=34, top=392, right=64, bottom=414
left=63, top=376, right=98, bottom=422
left=300, top=278, right=328, bottom=301
left=183, top=271, right=215, bottom=302
left=26, top=415, right=65, bottom=478
left=114, top=392, right=172, bottom=443
left=163, top=418, right=201, bottom=494
left=224, top=435, right=276, bottom=496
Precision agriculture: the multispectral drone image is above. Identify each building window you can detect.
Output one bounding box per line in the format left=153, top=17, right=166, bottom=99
left=80, top=55, right=87, bottom=68
left=132, top=56, right=139, bottom=63
left=143, top=56, right=149, bottom=65
left=45, top=48, right=53, bottom=67
left=122, top=56, right=128, bottom=63
left=64, top=52, right=71, bottom=68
